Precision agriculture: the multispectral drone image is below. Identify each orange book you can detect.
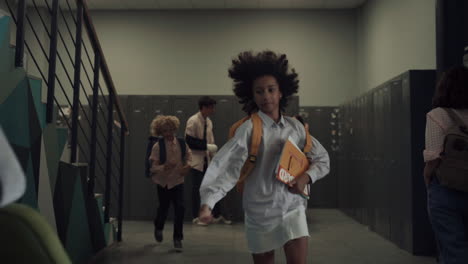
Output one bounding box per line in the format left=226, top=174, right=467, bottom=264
left=275, top=137, right=310, bottom=199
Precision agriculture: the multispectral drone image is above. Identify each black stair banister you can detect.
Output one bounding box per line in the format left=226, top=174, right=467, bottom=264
left=14, top=0, right=25, bottom=68
left=46, top=0, right=59, bottom=123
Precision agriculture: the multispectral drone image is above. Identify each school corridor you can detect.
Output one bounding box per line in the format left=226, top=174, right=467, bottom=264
left=1, top=0, right=467, bottom=263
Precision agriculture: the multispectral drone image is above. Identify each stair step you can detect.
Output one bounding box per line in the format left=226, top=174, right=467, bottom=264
left=27, top=74, right=42, bottom=82
left=95, top=192, right=105, bottom=226
left=28, top=76, right=46, bottom=129
left=0, top=16, right=12, bottom=73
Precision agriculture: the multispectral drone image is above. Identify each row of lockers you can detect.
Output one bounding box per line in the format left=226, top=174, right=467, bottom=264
left=111, top=95, right=302, bottom=222
left=78, top=95, right=341, bottom=222
left=335, top=70, right=436, bottom=255
left=301, top=107, right=339, bottom=208
left=75, top=95, right=343, bottom=221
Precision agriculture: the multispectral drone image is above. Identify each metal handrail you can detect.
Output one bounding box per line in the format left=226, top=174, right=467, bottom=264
left=7, top=0, right=127, bottom=242
left=79, top=0, right=129, bottom=134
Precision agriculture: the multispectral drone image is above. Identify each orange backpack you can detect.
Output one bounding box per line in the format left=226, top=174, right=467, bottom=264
left=228, top=112, right=313, bottom=192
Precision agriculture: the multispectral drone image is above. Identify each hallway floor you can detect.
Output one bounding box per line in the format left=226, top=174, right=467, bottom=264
left=91, top=209, right=436, bottom=264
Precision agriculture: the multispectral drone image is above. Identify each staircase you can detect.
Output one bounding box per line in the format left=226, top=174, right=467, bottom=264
left=0, top=12, right=119, bottom=263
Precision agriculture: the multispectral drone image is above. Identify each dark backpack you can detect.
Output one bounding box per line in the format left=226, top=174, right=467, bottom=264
left=145, top=137, right=187, bottom=178
left=435, top=108, right=468, bottom=192
left=158, top=137, right=187, bottom=164
left=145, top=137, right=159, bottom=178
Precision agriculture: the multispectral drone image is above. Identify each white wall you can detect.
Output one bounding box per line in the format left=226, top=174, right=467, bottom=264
left=5, top=1, right=439, bottom=106
left=356, top=0, right=436, bottom=94
left=90, top=10, right=357, bottom=106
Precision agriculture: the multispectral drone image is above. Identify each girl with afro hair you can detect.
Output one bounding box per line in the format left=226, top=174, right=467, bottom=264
left=198, top=51, right=330, bottom=263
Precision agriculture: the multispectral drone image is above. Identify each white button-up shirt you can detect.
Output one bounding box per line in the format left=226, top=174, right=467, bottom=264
left=200, top=111, right=330, bottom=227
left=185, top=112, right=215, bottom=172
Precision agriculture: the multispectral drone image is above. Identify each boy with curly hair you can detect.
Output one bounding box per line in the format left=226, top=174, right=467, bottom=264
left=149, top=115, right=191, bottom=252
left=198, top=50, right=330, bottom=263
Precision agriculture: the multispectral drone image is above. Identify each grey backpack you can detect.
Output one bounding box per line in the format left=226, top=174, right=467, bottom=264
left=435, top=108, right=468, bottom=192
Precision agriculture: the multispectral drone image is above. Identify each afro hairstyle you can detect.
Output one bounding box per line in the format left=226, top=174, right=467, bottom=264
left=228, top=50, right=299, bottom=114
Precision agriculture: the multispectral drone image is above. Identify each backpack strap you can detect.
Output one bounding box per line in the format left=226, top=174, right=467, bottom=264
left=177, top=138, right=187, bottom=162
left=160, top=138, right=187, bottom=164
left=303, top=125, right=313, bottom=153
left=235, top=113, right=263, bottom=192
left=158, top=137, right=166, bottom=164
left=229, top=115, right=251, bottom=139
left=233, top=113, right=313, bottom=192
left=145, top=137, right=159, bottom=178
left=445, top=108, right=468, bottom=134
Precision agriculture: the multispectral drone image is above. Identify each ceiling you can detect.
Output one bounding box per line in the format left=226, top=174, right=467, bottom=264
left=73, top=0, right=367, bottom=10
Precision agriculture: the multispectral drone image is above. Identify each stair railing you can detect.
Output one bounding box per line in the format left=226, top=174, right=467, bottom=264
left=6, top=0, right=128, bottom=242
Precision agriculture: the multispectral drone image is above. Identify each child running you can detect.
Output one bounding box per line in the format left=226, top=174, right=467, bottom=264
left=198, top=50, right=330, bottom=263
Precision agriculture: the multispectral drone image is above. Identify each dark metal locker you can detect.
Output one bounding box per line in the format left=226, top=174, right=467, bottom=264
left=210, top=96, right=244, bottom=221
left=210, top=96, right=236, bottom=148
left=366, top=92, right=376, bottom=231
left=126, top=95, right=156, bottom=220
left=172, top=96, right=198, bottom=139
left=336, top=70, right=437, bottom=255
left=117, top=95, right=132, bottom=219
left=398, top=74, right=414, bottom=252
left=372, top=85, right=391, bottom=239
left=148, top=96, right=172, bottom=118
left=305, top=107, right=337, bottom=208
left=408, top=70, right=437, bottom=255
left=389, top=78, right=411, bottom=250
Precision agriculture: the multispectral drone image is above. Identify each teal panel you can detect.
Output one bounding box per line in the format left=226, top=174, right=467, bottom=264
left=29, top=78, right=46, bottom=129
left=0, top=68, right=26, bottom=104
left=0, top=16, right=10, bottom=73
left=65, top=176, right=93, bottom=264
left=43, top=124, right=59, bottom=193
left=95, top=195, right=104, bottom=226
left=56, top=127, right=68, bottom=157
left=20, top=154, right=38, bottom=209
left=0, top=78, right=30, bottom=147
left=104, top=223, right=110, bottom=245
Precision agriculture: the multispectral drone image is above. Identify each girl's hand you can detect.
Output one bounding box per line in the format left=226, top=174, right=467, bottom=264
left=199, top=204, right=213, bottom=224
left=164, top=163, right=176, bottom=171
left=288, top=173, right=310, bottom=194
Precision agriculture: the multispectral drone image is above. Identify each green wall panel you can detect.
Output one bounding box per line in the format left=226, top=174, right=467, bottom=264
left=29, top=78, right=46, bottom=129
left=43, top=124, right=60, bottom=192
left=20, top=154, right=38, bottom=209
left=65, top=176, right=93, bottom=264
left=0, top=16, right=10, bottom=73
left=0, top=69, right=26, bottom=104
left=56, top=127, right=68, bottom=159
left=0, top=78, right=30, bottom=147
left=53, top=162, right=79, bottom=244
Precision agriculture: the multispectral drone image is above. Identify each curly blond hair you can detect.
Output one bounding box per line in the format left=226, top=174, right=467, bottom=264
left=150, top=115, right=180, bottom=136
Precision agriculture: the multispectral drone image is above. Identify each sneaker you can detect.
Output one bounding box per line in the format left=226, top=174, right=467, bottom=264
left=154, top=229, right=163, bottom=242
left=212, top=216, right=222, bottom=224
left=213, top=216, right=232, bottom=225
left=193, top=217, right=208, bottom=226
left=222, top=217, right=232, bottom=225
left=174, top=240, right=183, bottom=252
